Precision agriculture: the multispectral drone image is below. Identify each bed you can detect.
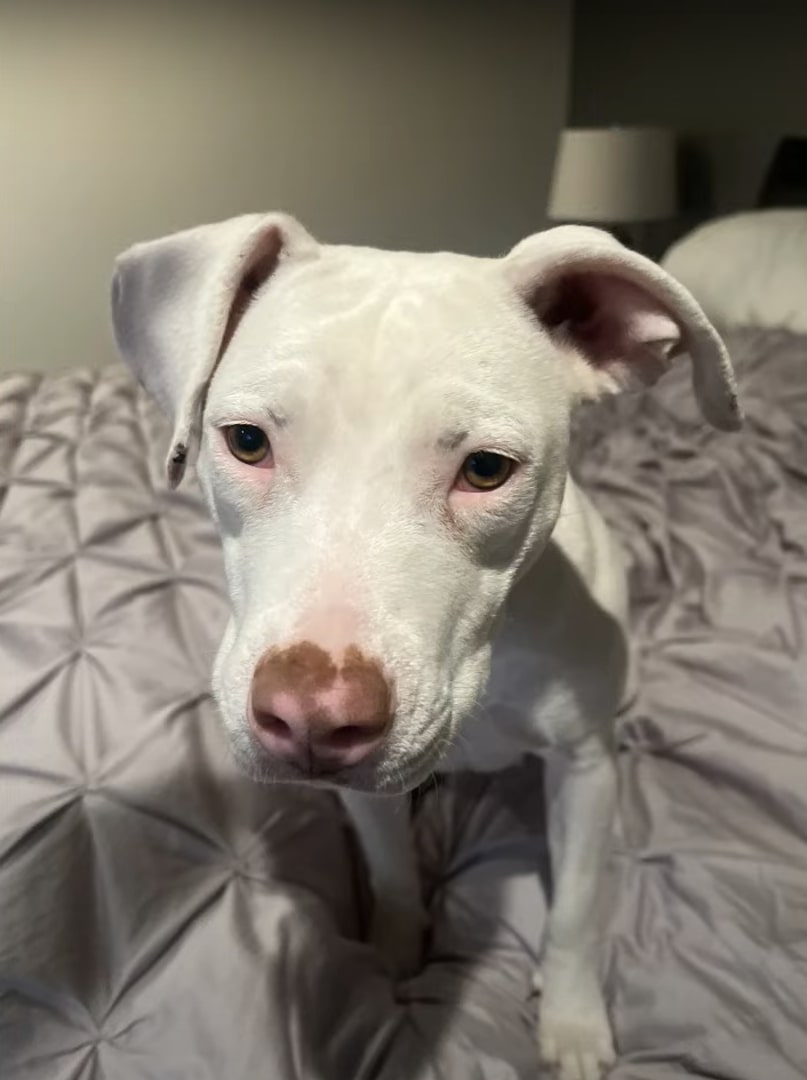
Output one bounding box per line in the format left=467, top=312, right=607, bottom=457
left=1, top=206, right=806, bottom=1078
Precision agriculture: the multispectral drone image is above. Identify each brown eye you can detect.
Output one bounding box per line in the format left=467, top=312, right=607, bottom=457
left=225, top=424, right=271, bottom=465
left=459, top=451, right=514, bottom=491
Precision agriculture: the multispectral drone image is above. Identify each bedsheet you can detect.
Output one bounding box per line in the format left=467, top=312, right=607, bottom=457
left=1, top=327, right=806, bottom=1078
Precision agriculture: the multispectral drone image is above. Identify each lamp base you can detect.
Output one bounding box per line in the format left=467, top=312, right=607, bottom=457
left=608, top=223, right=635, bottom=249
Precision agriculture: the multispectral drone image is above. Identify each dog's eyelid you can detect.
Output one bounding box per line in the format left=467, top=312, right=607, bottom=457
left=212, top=419, right=267, bottom=433
left=207, top=408, right=289, bottom=431
left=437, top=431, right=528, bottom=464
left=466, top=445, right=528, bottom=468
left=483, top=446, right=525, bottom=463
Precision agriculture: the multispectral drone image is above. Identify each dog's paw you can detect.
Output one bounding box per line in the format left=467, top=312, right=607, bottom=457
left=369, top=900, right=428, bottom=980
left=537, top=985, right=615, bottom=1080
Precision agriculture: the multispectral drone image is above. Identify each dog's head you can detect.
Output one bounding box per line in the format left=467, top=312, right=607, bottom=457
left=112, top=213, right=739, bottom=793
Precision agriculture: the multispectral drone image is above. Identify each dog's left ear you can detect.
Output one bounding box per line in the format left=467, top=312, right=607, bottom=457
left=504, top=225, right=742, bottom=430
left=111, top=212, right=319, bottom=487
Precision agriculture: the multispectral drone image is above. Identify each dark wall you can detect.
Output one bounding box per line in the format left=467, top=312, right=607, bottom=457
left=570, top=0, right=807, bottom=239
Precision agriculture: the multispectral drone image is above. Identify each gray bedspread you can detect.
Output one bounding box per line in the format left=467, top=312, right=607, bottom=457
left=1, top=327, right=806, bottom=1079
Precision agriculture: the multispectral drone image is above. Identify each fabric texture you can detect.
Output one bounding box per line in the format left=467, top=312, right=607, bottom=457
left=662, top=210, right=807, bottom=334
left=1, top=327, right=806, bottom=1078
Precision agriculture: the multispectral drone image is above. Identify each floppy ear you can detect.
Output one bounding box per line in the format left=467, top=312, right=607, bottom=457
left=504, top=225, right=741, bottom=430
left=111, top=212, right=319, bottom=487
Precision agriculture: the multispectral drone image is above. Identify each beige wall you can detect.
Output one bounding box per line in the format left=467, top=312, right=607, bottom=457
left=0, top=1, right=571, bottom=374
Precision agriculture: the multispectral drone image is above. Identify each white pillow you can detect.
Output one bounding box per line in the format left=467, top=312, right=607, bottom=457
left=661, top=209, right=807, bottom=332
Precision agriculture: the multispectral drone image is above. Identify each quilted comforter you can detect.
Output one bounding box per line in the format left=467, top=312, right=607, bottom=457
left=1, top=327, right=806, bottom=1079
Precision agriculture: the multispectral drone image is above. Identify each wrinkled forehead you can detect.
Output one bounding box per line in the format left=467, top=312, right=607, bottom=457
left=206, top=244, right=560, bottom=430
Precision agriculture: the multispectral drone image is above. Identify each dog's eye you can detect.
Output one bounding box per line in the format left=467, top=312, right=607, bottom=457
left=224, top=424, right=272, bottom=465
left=459, top=451, right=514, bottom=491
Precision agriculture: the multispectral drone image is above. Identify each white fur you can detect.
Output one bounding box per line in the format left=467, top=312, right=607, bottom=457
left=112, top=215, right=739, bottom=1079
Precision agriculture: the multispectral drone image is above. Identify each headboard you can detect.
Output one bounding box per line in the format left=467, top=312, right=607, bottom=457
left=757, top=136, right=807, bottom=208
left=662, top=134, right=807, bottom=332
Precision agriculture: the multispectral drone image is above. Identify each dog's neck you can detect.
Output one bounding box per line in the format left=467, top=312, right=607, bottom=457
left=443, top=478, right=630, bottom=771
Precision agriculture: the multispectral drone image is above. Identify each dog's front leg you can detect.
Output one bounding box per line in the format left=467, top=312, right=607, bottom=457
left=538, top=733, right=617, bottom=1080
left=339, top=790, right=427, bottom=978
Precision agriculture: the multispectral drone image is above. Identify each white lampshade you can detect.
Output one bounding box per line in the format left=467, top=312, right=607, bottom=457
left=548, top=126, right=676, bottom=224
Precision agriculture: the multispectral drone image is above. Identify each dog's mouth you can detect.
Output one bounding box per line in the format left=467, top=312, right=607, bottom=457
left=230, top=711, right=455, bottom=795
left=326, top=732, right=455, bottom=794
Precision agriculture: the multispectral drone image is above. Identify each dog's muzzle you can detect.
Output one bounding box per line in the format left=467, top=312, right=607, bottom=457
left=248, top=640, right=393, bottom=776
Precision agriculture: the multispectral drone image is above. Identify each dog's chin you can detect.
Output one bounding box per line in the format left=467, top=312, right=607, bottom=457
left=224, top=722, right=450, bottom=796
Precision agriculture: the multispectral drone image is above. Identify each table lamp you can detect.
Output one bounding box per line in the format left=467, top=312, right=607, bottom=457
left=547, top=126, right=676, bottom=248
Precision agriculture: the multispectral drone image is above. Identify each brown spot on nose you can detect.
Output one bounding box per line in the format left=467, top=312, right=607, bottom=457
left=336, top=644, right=392, bottom=733
left=254, top=640, right=339, bottom=697
left=251, top=640, right=393, bottom=751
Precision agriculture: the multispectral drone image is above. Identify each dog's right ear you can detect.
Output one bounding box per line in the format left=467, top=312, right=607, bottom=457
left=504, top=225, right=741, bottom=432
left=111, top=212, right=319, bottom=488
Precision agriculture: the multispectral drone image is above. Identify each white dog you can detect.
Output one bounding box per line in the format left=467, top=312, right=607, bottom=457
left=111, top=213, right=739, bottom=1080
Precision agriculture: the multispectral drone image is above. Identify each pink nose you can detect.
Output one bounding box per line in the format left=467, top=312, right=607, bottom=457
left=249, top=641, right=392, bottom=775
